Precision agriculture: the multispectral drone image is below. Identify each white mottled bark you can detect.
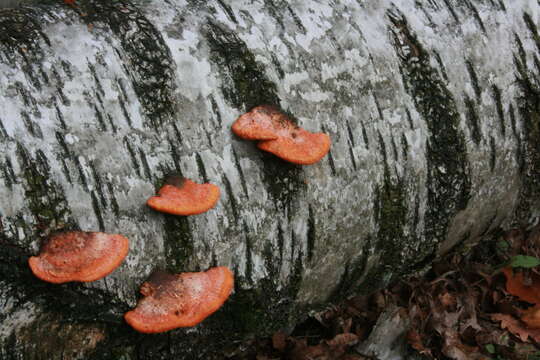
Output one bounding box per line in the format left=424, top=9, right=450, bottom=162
left=1, top=0, right=539, bottom=358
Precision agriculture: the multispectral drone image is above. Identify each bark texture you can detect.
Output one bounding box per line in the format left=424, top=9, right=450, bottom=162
left=0, top=0, right=539, bottom=358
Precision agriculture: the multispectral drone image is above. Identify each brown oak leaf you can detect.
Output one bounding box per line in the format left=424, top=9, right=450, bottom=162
left=521, top=304, right=540, bottom=329
left=326, top=333, right=359, bottom=348
left=407, top=329, right=432, bottom=356
left=272, top=331, right=287, bottom=352
left=491, top=313, right=540, bottom=342
left=502, top=268, right=540, bottom=304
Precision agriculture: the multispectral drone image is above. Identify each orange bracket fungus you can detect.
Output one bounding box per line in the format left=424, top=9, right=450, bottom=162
left=124, top=266, right=234, bottom=333
left=147, top=176, right=220, bottom=216
left=232, top=105, right=331, bottom=165
left=28, top=231, right=129, bottom=284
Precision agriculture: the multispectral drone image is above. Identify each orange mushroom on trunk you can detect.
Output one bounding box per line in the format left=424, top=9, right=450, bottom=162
left=28, top=231, right=129, bottom=284
left=147, top=176, right=220, bottom=216
left=231, top=105, right=281, bottom=140
left=257, top=129, right=331, bottom=165
left=232, top=105, right=331, bottom=165
left=124, top=266, right=234, bottom=333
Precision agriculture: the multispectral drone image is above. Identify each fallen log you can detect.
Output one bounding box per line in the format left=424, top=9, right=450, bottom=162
left=1, top=0, right=539, bottom=358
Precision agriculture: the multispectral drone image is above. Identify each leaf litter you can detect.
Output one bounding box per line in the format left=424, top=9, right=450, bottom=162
left=228, top=225, right=540, bottom=359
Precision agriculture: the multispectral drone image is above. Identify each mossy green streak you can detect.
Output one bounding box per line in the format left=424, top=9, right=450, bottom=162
left=390, top=11, right=471, bottom=255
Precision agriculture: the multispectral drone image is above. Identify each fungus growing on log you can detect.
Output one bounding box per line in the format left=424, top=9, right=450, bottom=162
left=147, top=176, right=220, bottom=216
left=124, top=266, right=234, bottom=333
left=231, top=105, right=281, bottom=140
left=28, top=231, right=129, bottom=284
left=232, top=105, right=331, bottom=165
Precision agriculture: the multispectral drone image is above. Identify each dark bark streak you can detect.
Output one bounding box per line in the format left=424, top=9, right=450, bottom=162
left=82, top=0, right=177, bottom=130
left=221, top=174, right=239, bottom=222
left=306, top=206, right=316, bottom=263
left=464, top=95, right=482, bottom=145
left=205, top=21, right=305, bottom=205
left=491, top=84, right=506, bottom=137
left=231, top=146, right=249, bottom=199
left=389, top=9, right=471, bottom=257
left=465, top=0, right=487, bottom=35
left=513, top=16, right=540, bottom=223
left=465, top=59, right=482, bottom=102
left=195, top=153, right=209, bottom=183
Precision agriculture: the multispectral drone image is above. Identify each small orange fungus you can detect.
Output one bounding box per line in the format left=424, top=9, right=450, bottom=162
left=232, top=105, right=331, bottom=165
left=147, top=176, right=220, bottom=216
left=28, top=231, right=129, bottom=284
left=124, top=266, right=234, bottom=333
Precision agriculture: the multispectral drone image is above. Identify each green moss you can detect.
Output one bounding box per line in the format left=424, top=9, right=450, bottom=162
left=359, top=167, right=408, bottom=292
left=205, top=21, right=279, bottom=111
left=15, top=144, right=75, bottom=240
left=0, top=7, right=49, bottom=67
left=162, top=215, right=193, bottom=273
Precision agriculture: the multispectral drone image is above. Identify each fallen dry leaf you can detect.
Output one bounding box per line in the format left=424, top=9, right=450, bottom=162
left=407, top=329, right=432, bottom=356
left=289, top=342, right=329, bottom=360
left=342, top=318, right=353, bottom=333
left=504, top=228, right=525, bottom=252
left=444, top=329, right=490, bottom=360
left=502, top=268, right=540, bottom=304
left=521, top=304, right=540, bottom=329
left=491, top=313, right=540, bottom=342
left=272, top=331, right=287, bottom=352
left=439, top=292, right=457, bottom=310
left=326, top=333, right=358, bottom=348
left=341, top=355, right=367, bottom=360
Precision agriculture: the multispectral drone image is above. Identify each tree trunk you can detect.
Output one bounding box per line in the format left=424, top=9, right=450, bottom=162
left=1, top=0, right=539, bottom=358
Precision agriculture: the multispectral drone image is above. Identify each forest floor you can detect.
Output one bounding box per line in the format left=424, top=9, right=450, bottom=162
left=230, top=225, right=540, bottom=360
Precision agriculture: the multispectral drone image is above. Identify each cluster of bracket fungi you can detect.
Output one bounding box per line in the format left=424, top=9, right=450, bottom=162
left=28, top=106, right=331, bottom=333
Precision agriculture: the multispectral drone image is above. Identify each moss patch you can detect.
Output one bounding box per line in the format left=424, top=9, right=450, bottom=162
left=205, top=21, right=279, bottom=111
left=16, top=143, right=75, bottom=240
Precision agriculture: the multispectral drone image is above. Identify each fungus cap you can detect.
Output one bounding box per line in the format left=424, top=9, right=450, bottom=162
left=232, top=105, right=331, bottom=165
left=147, top=177, right=220, bottom=216
left=124, top=266, right=234, bottom=333
left=257, top=130, right=331, bottom=165
left=28, top=231, right=129, bottom=284
left=231, top=105, right=282, bottom=140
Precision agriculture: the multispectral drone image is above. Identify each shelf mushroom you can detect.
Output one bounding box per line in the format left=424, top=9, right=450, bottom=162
left=28, top=231, right=129, bottom=283
left=147, top=176, right=220, bottom=216
left=232, top=105, right=331, bottom=165
left=124, top=266, right=234, bottom=333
